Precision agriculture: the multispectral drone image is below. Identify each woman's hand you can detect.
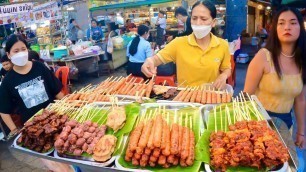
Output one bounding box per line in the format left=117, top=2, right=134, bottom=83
left=8, top=128, right=19, bottom=139
left=213, top=73, right=227, bottom=90
left=295, top=133, right=305, bottom=149
left=141, top=58, right=157, bottom=77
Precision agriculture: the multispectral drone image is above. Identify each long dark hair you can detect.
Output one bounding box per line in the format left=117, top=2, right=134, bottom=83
left=5, top=34, right=28, bottom=53
left=191, top=0, right=216, bottom=19
left=129, top=25, right=149, bottom=56
left=265, top=7, right=306, bottom=82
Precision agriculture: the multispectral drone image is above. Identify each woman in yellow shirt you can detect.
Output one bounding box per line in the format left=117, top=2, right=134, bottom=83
left=244, top=7, right=306, bottom=149
left=141, top=0, right=231, bottom=89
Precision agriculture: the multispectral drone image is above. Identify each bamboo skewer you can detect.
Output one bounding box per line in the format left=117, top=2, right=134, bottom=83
left=220, top=106, right=223, bottom=131
left=214, top=106, right=217, bottom=132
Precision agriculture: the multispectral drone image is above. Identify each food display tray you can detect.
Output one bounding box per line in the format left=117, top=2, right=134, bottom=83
left=115, top=102, right=204, bottom=172
left=200, top=95, right=297, bottom=171
left=156, top=84, right=234, bottom=104
left=54, top=150, right=116, bottom=167
left=13, top=133, right=54, bottom=156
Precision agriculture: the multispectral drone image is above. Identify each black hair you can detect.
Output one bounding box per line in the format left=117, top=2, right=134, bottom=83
left=108, top=22, right=118, bottom=31
left=70, top=19, right=75, bottom=24
left=175, top=7, right=188, bottom=17
left=126, top=19, right=131, bottom=23
left=91, top=19, right=98, bottom=25
left=265, top=6, right=306, bottom=83
left=145, top=20, right=151, bottom=26
left=159, top=11, right=166, bottom=15
left=28, top=50, right=44, bottom=62
left=0, top=55, right=10, bottom=63
left=129, top=25, right=149, bottom=56
left=191, top=0, right=217, bottom=19
left=5, top=34, right=28, bottom=53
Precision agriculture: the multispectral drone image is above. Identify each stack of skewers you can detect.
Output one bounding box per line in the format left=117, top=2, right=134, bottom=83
left=208, top=92, right=290, bottom=171
left=64, top=75, right=155, bottom=104
left=173, top=86, right=232, bottom=104
left=125, top=108, right=195, bottom=168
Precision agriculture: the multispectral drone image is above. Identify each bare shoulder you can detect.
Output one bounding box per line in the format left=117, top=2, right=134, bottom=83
left=251, top=48, right=270, bottom=64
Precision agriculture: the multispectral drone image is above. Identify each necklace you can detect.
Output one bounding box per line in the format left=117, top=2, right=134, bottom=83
left=281, top=51, right=295, bottom=58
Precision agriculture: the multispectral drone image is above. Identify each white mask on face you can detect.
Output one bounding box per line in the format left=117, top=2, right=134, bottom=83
left=191, top=24, right=212, bottom=39
left=10, top=51, right=28, bottom=66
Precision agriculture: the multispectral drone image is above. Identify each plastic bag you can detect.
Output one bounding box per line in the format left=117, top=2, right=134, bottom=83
left=71, top=44, right=83, bottom=56
left=107, top=32, right=114, bottom=54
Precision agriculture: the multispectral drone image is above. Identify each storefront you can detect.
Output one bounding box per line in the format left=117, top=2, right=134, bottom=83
left=247, top=0, right=272, bottom=37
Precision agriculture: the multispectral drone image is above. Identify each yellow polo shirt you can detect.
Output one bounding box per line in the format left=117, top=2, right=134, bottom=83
left=157, top=33, right=231, bottom=86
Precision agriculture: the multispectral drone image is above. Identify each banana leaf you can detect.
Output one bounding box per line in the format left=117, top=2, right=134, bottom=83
left=206, top=102, right=263, bottom=132
left=117, top=106, right=202, bottom=172
left=196, top=102, right=272, bottom=172
left=66, top=103, right=141, bottom=158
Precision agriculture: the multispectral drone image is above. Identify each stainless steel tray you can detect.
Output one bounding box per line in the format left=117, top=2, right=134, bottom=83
left=13, top=133, right=54, bottom=156
left=54, top=150, right=116, bottom=167
left=200, top=95, right=297, bottom=171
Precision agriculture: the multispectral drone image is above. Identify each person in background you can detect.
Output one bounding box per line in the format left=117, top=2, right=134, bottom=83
left=0, top=55, right=12, bottom=80
left=68, top=19, right=81, bottom=44
left=28, top=50, right=52, bottom=71
left=144, top=21, right=153, bottom=43
left=126, top=25, right=152, bottom=79
left=167, top=6, right=193, bottom=42
left=142, top=0, right=231, bottom=88
left=155, top=11, right=167, bottom=49
left=125, top=19, right=136, bottom=33
left=244, top=7, right=306, bottom=170
left=104, top=22, right=118, bottom=63
left=87, top=19, right=104, bottom=43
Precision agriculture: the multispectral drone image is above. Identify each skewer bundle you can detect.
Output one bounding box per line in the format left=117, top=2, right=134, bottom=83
left=125, top=108, right=195, bottom=168
left=209, top=92, right=289, bottom=171
left=94, top=75, right=155, bottom=98
left=65, top=75, right=155, bottom=105
left=173, top=86, right=232, bottom=104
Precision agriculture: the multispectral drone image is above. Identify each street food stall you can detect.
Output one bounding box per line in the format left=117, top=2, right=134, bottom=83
left=9, top=75, right=299, bottom=172
left=45, top=51, right=104, bottom=80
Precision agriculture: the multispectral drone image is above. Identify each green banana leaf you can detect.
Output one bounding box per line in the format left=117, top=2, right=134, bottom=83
left=117, top=106, right=202, bottom=172
left=64, top=103, right=141, bottom=158
left=196, top=102, right=271, bottom=172
left=206, top=102, right=263, bottom=132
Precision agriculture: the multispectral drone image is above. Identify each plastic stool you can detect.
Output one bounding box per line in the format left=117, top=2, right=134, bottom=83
left=130, top=75, right=144, bottom=83
left=155, top=75, right=176, bottom=86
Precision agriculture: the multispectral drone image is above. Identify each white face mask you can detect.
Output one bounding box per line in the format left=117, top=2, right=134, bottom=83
left=10, top=51, right=28, bottom=66
left=191, top=24, right=212, bottom=39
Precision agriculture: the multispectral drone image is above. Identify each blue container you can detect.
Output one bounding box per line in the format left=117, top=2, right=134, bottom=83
left=52, top=47, right=68, bottom=59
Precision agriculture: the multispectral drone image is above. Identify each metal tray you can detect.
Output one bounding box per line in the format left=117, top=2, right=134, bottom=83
left=204, top=162, right=289, bottom=172
left=155, top=84, right=234, bottom=104
left=114, top=95, right=150, bottom=102
left=200, top=95, right=297, bottom=171
left=13, top=133, right=54, bottom=156
left=115, top=102, right=204, bottom=171
left=54, top=150, right=116, bottom=167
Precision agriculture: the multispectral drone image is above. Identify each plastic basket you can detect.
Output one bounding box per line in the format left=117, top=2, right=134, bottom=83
left=53, top=49, right=68, bottom=59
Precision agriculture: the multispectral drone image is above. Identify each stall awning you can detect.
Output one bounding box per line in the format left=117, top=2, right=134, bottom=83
left=281, top=0, right=306, bottom=7
left=89, top=0, right=177, bottom=11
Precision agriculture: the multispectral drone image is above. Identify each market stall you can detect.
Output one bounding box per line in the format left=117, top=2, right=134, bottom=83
left=10, top=75, right=298, bottom=172
left=45, top=50, right=105, bottom=80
